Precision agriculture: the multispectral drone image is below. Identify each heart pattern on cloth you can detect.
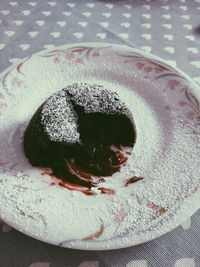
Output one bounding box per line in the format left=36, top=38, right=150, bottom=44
left=141, top=23, right=151, bottom=29
left=127, top=260, right=148, bottom=267
left=9, top=2, right=17, bottom=6
left=142, top=5, right=151, bottom=10
left=1, top=10, right=10, bottom=15
left=35, top=20, right=45, bottom=26
left=47, top=2, right=56, bottom=6
left=67, top=3, right=75, bottom=8
left=57, top=21, right=66, bottom=27
left=185, top=35, right=195, bottom=41
left=187, top=47, right=198, bottom=54
left=22, top=10, right=31, bottom=15
left=19, top=44, right=30, bottom=50
left=99, top=22, right=109, bottom=28
left=62, top=12, right=71, bottom=16
left=5, top=31, right=15, bottom=37
left=124, top=5, right=131, bottom=9
left=78, top=21, right=88, bottom=27
left=183, top=24, right=192, bottom=30
left=141, top=33, right=151, bottom=40
left=163, top=34, right=174, bottom=40
left=181, top=15, right=190, bottom=19
left=14, top=20, right=24, bottom=25
left=28, top=31, right=38, bottom=38
left=96, top=33, right=107, bottom=39
left=102, top=13, right=111, bottom=18
left=0, top=43, right=6, bottom=49
left=180, top=6, right=188, bottom=10
left=82, top=12, right=91, bottom=17
left=142, top=14, right=151, bottom=19
left=29, top=2, right=37, bottom=6
left=122, top=13, right=131, bottom=18
left=118, top=33, right=129, bottom=39
left=105, top=4, right=113, bottom=9
left=162, top=14, right=171, bottom=19
left=190, top=61, right=200, bottom=68
left=50, top=32, right=61, bottom=38
left=120, top=22, right=130, bottom=28
left=86, top=3, right=94, bottom=8
left=73, top=32, right=84, bottom=38
left=161, top=5, right=170, bottom=10
left=164, top=47, right=175, bottom=53
left=175, top=258, right=195, bottom=267
left=42, top=11, right=51, bottom=16
left=162, top=24, right=172, bottom=29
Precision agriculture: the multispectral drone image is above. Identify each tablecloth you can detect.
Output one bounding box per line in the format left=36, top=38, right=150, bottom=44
left=0, top=0, right=200, bottom=266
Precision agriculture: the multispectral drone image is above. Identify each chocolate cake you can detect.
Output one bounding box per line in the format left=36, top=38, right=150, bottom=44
left=24, top=83, right=136, bottom=192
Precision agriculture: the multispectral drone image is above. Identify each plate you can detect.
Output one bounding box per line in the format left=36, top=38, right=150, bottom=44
left=0, top=43, right=199, bottom=250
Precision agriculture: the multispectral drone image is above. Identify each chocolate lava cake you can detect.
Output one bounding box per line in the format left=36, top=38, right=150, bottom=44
left=24, top=83, right=136, bottom=190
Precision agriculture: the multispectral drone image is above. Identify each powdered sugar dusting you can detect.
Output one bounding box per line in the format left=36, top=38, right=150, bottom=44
left=0, top=43, right=199, bottom=250
left=41, top=89, right=80, bottom=143
left=41, top=83, right=129, bottom=142
left=66, top=83, right=127, bottom=115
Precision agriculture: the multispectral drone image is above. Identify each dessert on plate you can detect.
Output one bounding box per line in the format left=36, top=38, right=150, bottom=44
left=0, top=43, right=199, bottom=250
left=24, top=83, right=136, bottom=195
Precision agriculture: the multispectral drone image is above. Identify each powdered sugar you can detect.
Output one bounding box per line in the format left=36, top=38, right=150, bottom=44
left=41, top=89, right=80, bottom=143
left=0, top=43, right=199, bottom=250
left=41, top=83, right=129, bottom=143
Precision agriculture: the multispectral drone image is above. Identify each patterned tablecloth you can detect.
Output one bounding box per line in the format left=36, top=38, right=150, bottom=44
left=0, top=0, right=200, bottom=266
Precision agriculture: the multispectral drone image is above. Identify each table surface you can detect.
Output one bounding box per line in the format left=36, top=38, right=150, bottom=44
left=0, top=0, right=200, bottom=266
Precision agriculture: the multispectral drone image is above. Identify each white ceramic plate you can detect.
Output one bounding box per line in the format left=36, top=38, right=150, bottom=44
left=0, top=43, right=199, bottom=250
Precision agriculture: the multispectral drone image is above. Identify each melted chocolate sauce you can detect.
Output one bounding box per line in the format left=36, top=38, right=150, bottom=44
left=43, top=171, right=95, bottom=195
left=41, top=145, right=131, bottom=195
left=98, top=188, right=115, bottom=195
left=24, top=98, right=136, bottom=195
left=124, top=176, right=143, bottom=187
